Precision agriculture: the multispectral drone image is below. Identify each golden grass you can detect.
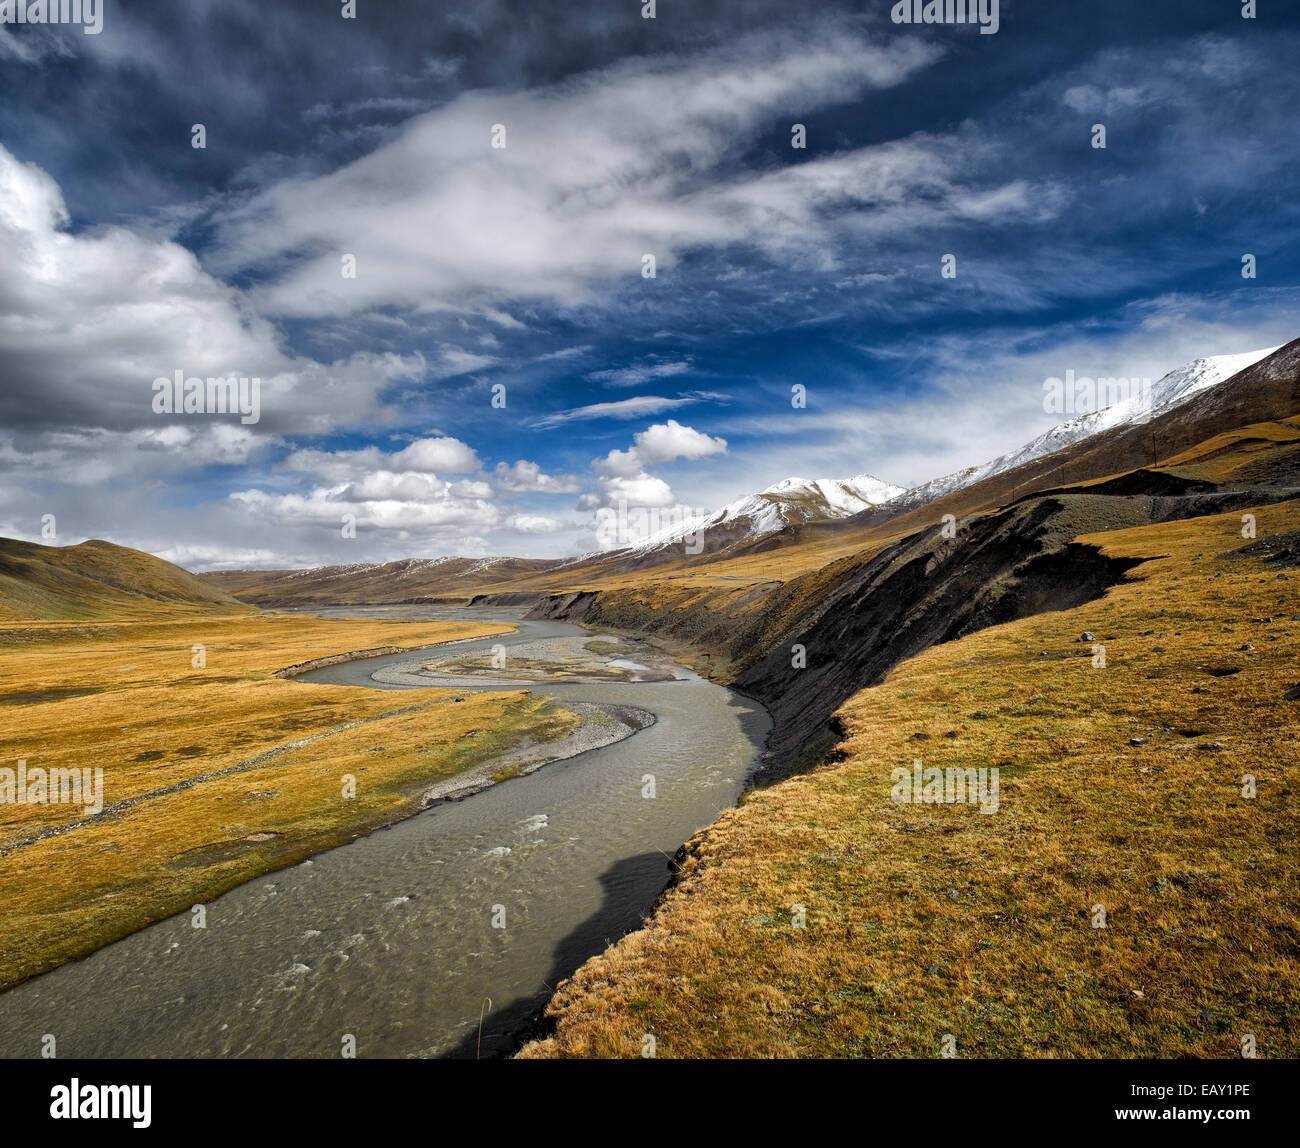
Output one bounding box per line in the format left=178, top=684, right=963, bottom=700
left=520, top=498, right=1300, bottom=1058
left=0, top=613, right=589, bottom=991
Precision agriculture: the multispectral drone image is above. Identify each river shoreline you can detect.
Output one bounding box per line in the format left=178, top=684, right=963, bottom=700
left=279, top=631, right=661, bottom=808
left=0, top=612, right=771, bottom=1059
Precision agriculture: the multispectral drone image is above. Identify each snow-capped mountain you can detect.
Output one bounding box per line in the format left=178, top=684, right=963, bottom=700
left=626, top=473, right=906, bottom=556
left=875, top=346, right=1281, bottom=514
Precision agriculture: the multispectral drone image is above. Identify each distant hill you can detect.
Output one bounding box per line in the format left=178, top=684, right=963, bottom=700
left=201, top=555, right=567, bottom=609
left=0, top=538, right=252, bottom=621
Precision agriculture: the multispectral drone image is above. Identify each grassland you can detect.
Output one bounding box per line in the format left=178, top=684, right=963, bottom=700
left=0, top=612, right=596, bottom=992
left=0, top=537, right=251, bottom=622
left=520, top=496, right=1300, bottom=1058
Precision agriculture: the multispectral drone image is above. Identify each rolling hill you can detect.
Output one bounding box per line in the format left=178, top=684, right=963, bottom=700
left=0, top=537, right=252, bottom=621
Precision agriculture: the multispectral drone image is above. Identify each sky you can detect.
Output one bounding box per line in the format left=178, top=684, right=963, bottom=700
left=1, top=0, right=1298, bottom=570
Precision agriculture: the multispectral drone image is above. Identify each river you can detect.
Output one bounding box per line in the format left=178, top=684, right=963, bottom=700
left=0, top=608, right=770, bottom=1058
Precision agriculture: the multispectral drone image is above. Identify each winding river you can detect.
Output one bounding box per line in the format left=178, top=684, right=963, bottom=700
left=0, top=608, right=770, bottom=1059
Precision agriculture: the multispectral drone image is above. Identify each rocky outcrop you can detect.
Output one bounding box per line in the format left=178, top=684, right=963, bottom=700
left=525, top=495, right=1163, bottom=780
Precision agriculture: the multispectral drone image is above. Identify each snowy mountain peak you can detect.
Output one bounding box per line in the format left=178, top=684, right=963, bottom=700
left=760, top=473, right=904, bottom=509
left=878, top=345, right=1281, bottom=514
left=626, top=472, right=905, bottom=555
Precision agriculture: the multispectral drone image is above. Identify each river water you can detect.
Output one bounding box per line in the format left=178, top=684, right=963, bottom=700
left=0, top=609, right=769, bottom=1058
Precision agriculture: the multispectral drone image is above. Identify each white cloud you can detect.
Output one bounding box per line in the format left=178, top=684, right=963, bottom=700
left=632, top=419, right=728, bottom=465
left=493, top=460, right=581, bottom=494
left=155, top=543, right=284, bottom=570
left=0, top=141, right=419, bottom=436
left=282, top=436, right=481, bottom=482
left=217, top=437, right=594, bottom=554
left=0, top=424, right=281, bottom=486
left=229, top=486, right=499, bottom=532
left=534, top=394, right=701, bottom=428
left=584, top=419, right=727, bottom=509
left=506, top=514, right=574, bottom=534
left=212, top=31, right=945, bottom=319
left=587, top=360, right=693, bottom=387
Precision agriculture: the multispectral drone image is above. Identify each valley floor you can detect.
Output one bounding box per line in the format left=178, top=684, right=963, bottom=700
left=0, top=613, right=596, bottom=993
left=519, top=498, right=1300, bottom=1058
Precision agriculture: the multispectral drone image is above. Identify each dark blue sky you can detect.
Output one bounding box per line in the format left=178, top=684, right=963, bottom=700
left=1, top=0, right=1296, bottom=567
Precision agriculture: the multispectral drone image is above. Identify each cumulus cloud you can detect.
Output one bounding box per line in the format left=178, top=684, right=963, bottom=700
left=227, top=434, right=496, bottom=538
left=283, top=436, right=482, bottom=482
left=582, top=419, right=727, bottom=509
left=229, top=485, right=499, bottom=532
left=493, top=460, right=581, bottom=494
left=217, top=436, right=589, bottom=557
left=632, top=420, right=728, bottom=464
left=0, top=141, right=424, bottom=437
left=505, top=514, right=576, bottom=534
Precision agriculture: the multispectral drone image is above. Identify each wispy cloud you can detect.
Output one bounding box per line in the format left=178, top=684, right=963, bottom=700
left=534, top=392, right=725, bottom=428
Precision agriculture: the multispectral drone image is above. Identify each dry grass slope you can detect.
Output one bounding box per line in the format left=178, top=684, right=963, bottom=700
left=0, top=537, right=252, bottom=621
left=520, top=497, right=1300, bottom=1058
left=0, top=613, right=573, bottom=991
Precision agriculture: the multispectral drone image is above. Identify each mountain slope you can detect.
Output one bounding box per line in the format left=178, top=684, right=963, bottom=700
left=203, top=555, right=567, bottom=608
left=612, top=472, right=905, bottom=563
left=0, top=538, right=252, bottom=621
left=692, top=338, right=1300, bottom=584
left=876, top=346, right=1280, bottom=520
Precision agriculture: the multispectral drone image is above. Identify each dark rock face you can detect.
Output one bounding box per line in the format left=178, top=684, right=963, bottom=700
left=528, top=496, right=1149, bottom=782
left=729, top=499, right=1147, bottom=780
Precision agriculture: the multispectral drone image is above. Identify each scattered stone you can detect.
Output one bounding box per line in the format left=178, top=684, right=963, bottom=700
left=1129, top=737, right=1149, bottom=746
left=1159, top=609, right=1170, bottom=616
left=926, top=962, right=940, bottom=975
left=1140, top=630, right=1155, bottom=636
left=1198, top=1009, right=1217, bottom=1024
left=1080, top=631, right=1095, bottom=642
left=1198, top=741, right=1226, bottom=751
left=1253, top=617, right=1273, bottom=623
left=1153, top=646, right=1166, bottom=652
left=1238, top=643, right=1255, bottom=652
